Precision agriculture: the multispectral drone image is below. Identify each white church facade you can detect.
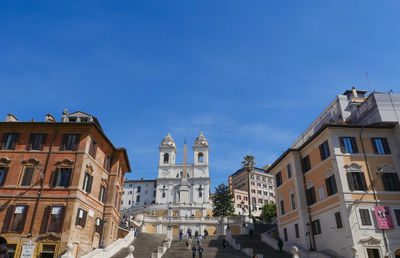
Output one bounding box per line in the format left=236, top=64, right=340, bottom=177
left=154, top=132, right=213, bottom=217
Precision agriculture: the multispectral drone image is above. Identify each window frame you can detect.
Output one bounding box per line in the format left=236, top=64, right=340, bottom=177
left=82, top=172, right=93, bottom=193
left=89, top=138, right=98, bottom=158
left=276, top=172, right=282, bottom=187
left=334, top=211, right=343, bottom=229
left=0, top=167, right=9, bottom=186
left=371, top=137, right=391, bottom=154
left=75, top=208, right=87, bottom=228
left=287, top=164, right=292, bottom=179
left=359, top=208, right=372, bottom=227
left=319, top=140, right=330, bottom=161
left=381, top=172, right=400, bottom=191
left=339, top=137, right=358, bottom=154
left=0, top=133, right=19, bottom=150
left=280, top=199, right=285, bottom=215
left=20, top=167, right=35, bottom=186
left=294, top=224, right=299, bottom=238
left=27, top=133, right=47, bottom=151
left=60, top=134, right=80, bottom=151
left=311, top=219, right=321, bottom=235
left=51, top=167, right=73, bottom=187
left=325, top=175, right=338, bottom=196
left=347, top=172, right=368, bottom=191
left=302, top=155, right=311, bottom=173
left=306, top=186, right=316, bottom=205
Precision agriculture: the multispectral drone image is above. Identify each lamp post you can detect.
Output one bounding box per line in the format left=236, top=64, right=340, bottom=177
left=241, top=201, right=246, bottom=227
left=306, top=222, right=313, bottom=251
left=226, top=215, right=230, bottom=229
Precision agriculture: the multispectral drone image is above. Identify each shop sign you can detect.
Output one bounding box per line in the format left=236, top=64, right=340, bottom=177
left=374, top=206, right=394, bottom=229
left=21, top=240, right=35, bottom=258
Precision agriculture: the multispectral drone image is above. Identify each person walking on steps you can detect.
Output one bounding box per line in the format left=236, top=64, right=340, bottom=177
left=179, top=229, right=183, bottom=241
left=197, top=235, right=202, bottom=246
left=203, top=229, right=208, bottom=239
left=278, top=237, right=283, bottom=253
left=194, top=230, right=199, bottom=239
left=198, top=245, right=204, bottom=258
left=187, top=228, right=192, bottom=239
left=192, top=245, right=197, bottom=258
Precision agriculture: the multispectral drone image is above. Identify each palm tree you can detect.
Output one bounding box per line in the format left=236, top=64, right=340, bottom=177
left=241, top=155, right=256, bottom=221
left=242, top=155, right=256, bottom=170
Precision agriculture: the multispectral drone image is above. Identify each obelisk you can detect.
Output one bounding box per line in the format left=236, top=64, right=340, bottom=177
left=179, top=137, right=190, bottom=203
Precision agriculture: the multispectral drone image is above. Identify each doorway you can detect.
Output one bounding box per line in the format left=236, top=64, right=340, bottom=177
left=367, top=248, right=380, bottom=258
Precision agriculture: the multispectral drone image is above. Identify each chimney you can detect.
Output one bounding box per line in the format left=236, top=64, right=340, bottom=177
left=45, top=114, right=56, bottom=122
left=5, top=114, right=18, bottom=122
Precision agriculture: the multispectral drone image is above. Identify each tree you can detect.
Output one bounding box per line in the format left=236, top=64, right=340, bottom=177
left=212, top=184, right=235, bottom=217
left=241, top=155, right=256, bottom=219
left=241, top=155, right=256, bottom=170
left=261, top=203, right=277, bottom=223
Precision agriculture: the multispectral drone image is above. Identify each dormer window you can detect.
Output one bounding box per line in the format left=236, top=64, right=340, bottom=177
left=198, top=152, right=204, bottom=163
left=164, top=153, right=169, bottom=164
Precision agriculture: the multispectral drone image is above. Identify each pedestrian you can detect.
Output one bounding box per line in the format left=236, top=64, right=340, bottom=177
left=187, top=228, right=192, bottom=239
left=198, top=245, right=204, bottom=258
left=179, top=229, right=183, bottom=241
left=194, top=230, right=199, bottom=239
left=249, top=229, right=253, bottom=239
left=278, top=237, right=283, bottom=253
left=203, top=229, right=208, bottom=239
left=222, top=238, right=226, bottom=248
left=188, top=237, right=193, bottom=250
left=0, top=236, right=9, bottom=258
left=192, top=245, right=197, bottom=258
left=197, top=235, right=202, bottom=246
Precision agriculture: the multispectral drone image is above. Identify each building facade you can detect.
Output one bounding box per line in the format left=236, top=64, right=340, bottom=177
left=267, top=89, right=400, bottom=258
left=0, top=111, right=130, bottom=257
left=229, top=167, right=275, bottom=216
left=121, top=179, right=156, bottom=210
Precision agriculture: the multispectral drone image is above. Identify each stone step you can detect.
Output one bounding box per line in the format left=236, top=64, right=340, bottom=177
left=232, top=234, right=291, bottom=258
left=111, top=232, right=166, bottom=258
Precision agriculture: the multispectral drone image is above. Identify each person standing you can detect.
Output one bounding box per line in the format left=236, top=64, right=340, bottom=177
left=198, top=245, right=204, bottom=258
left=192, top=245, right=197, bottom=258
left=197, top=235, right=202, bottom=246
left=187, top=228, right=192, bottom=239
left=278, top=238, right=283, bottom=253
left=179, top=229, right=183, bottom=241
left=222, top=238, right=226, bottom=248
left=203, top=229, right=208, bottom=239
left=194, top=230, right=199, bottom=239
left=188, top=237, right=193, bottom=250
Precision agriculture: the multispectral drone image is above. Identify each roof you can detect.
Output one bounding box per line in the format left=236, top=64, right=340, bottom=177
left=124, top=179, right=156, bottom=183
left=0, top=121, right=131, bottom=172
left=266, top=122, right=397, bottom=173
left=230, top=166, right=270, bottom=178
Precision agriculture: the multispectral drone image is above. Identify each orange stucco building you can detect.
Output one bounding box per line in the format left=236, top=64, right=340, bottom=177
left=267, top=89, right=400, bottom=258
left=0, top=111, right=130, bottom=257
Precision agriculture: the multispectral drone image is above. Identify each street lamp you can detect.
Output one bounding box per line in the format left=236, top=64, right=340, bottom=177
left=306, top=222, right=313, bottom=251
left=241, top=201, right=246, bottom=227
left=227, top=216, right=230, bottom=229
left=167, top=203, right=172, bottom=229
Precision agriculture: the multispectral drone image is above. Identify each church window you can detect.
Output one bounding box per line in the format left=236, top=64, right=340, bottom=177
left=163, top=153, right=169, bottom=164
left=162, top=192, right=166, bottom=198
left=198, top=152, right=204, bottom=163
left=199, top=192, right=202, bottom=197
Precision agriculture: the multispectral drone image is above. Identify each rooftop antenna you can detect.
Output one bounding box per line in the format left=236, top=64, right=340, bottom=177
left=365, top=72, right=371, bottom=87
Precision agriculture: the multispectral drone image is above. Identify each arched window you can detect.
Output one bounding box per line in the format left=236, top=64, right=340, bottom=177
left=198, top=152, right=204, bottom=163
left=163, top=153, right=169, bottom=164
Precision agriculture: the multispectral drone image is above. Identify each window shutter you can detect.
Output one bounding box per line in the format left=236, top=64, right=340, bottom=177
left=360, top=172, right=368, bottom=190
left=0, top=167, right=9, bottom=186
left=339, top=137, right=346, bottom=153
left=87, top=175, right=93, bottom=194
left=11, top=133, right=19, bottom=150
left=51, top=168, right=60, bottom=187
left=27, top=134, right=34, bottom=150
left=82, top=210, right=87, bottom=228
left=0, top=134, right=7, bottom=150
left=347, top=173, right=354, bottom=191
left=75, top=209, right=81, bottom=226
left=73, top=135, right=81, bottom=151
left=65, top=168, right=72, bottom=187
left=103, top=187, right=108, bottom=203
left=40, top=206, right=52, bottom=234
left=1, top=205, right=15, bottom=233
left=17, top=205, right=29, bottom=233
left=57, top=206, right=66, bottom=233
left=371, top=138, right=378, bottom=154
left=383, top=138, right=391, bottom=154
left=350, top=137, right=358, bottom=153
left=60, top=134, right=67, bottom=151
left=40, top=134, right=47, bottom=150
left=319, top=145, right=324, bottom=161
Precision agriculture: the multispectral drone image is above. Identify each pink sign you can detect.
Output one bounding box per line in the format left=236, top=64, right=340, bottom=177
left=374, top=206, right=394, bottom=229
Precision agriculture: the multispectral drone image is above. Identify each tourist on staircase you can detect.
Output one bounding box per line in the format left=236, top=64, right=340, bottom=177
left=198, top=245, right=204, bottom=258
left=203, top=229, right=208, bottom=239
left=192, top=245, right=197, bottom=258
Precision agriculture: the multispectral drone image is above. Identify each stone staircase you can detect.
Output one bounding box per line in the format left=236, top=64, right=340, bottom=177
left=163, top=236, right=248, bottom=258
left=111, top=232, right=166, bottom=258
left=232, top=233, right=291, bottom=258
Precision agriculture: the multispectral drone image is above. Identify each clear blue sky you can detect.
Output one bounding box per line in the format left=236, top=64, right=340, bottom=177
left=1, top=1, right=400, bottom=190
